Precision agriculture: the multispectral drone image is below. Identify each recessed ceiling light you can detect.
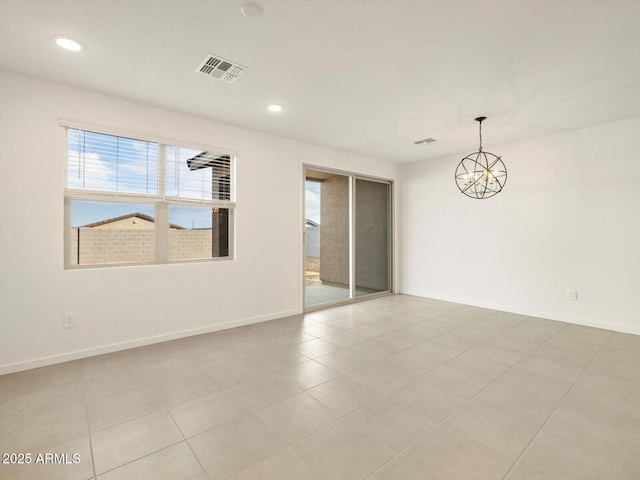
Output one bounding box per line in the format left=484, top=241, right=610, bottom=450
left=55, top=36, right=82, bottom=52
left=241, top=2, right=264, bottom=18
left=267, top=104, right=283, bottom=113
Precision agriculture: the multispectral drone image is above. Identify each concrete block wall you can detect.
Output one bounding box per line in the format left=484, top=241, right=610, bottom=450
left=70, top=228, right=214, bottom=265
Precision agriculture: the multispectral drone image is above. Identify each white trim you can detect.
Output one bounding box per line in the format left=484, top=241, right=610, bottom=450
left=400, top=290, right=640, bottom=336
left=0, top=308, right=300, bottom=375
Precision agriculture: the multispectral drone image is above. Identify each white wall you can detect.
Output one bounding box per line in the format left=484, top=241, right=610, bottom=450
left=0, top=70, right=398, bottom=373
left=400, top=116, right=640, bottom=334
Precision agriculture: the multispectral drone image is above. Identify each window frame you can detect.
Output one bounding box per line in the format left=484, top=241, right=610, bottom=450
left=62, top=121, right=236, bottom=269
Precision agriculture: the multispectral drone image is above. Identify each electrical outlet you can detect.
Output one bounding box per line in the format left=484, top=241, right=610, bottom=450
left=63, top=312, right=76, bottom=329
left=566, top=289, right=578, bottom=301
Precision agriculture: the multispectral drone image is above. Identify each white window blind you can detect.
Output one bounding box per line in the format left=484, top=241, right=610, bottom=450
left=165, top=145, right=232, bottom=202
left=66, top=128, right=159, bottom=194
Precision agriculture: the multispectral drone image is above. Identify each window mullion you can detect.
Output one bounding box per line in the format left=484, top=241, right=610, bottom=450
left=156, top=144, right=169, bottom=263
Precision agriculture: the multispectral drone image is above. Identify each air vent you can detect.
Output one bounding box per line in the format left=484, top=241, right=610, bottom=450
left=196, top=54, right=247, bottom=84
left=414, top=138, right=437, bottom=145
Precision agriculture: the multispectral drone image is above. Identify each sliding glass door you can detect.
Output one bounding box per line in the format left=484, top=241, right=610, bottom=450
left=355, top=178, right=390, bottom=297
left=304, top=168, right=392, bottom=309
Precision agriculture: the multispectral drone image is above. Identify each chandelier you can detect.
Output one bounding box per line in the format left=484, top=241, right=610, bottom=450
left=455, top=116, right=507, bottom=199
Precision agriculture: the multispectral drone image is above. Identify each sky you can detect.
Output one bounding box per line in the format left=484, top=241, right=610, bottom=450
left=68, top=129, right=220, bottom=228
left=305, top=180, right=321, bottom=224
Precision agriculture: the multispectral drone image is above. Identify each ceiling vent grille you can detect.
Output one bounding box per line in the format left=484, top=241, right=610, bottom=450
left=196, top=54, right=247, bottom=84
left=413, top=138, right=437, bottom=145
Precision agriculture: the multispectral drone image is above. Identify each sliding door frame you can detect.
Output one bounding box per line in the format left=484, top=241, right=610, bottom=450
left=303, top=164, right=394, bottom=312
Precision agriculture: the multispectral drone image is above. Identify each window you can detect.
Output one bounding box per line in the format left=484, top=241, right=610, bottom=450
left=64, top=126, right=235, bottom=268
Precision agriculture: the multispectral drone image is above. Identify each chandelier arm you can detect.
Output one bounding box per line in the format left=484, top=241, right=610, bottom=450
left=486, top=156, right=503, bottom=170
left=460, top=172, right=485, bottom=193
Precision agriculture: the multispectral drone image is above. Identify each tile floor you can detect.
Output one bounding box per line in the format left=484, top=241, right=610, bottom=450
left=1, top=294, right=639, bottom=480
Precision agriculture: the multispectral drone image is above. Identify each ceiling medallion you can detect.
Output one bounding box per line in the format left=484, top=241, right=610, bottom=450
left=455, top=116, right=507, bottom=199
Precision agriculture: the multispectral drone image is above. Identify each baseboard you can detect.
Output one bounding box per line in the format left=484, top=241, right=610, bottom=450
left=0, top=309, right=301, bottom=375
left=400, top=289, right=640, bottom=336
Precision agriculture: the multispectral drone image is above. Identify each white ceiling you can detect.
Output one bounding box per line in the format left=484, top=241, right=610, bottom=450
left=1, top=0, right=640, bottom=163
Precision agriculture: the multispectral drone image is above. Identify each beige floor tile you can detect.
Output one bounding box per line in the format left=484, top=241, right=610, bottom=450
left=91, top=410, right=183, bottom=474
left=607, top=331, right=640, bottom=352
left=346, top=397, right=436, bottom=452
left=563, top=384, right=640, bottom=433
left=83, top=367, right=148, bottom=402
left=346, top=361, right=425, bottom=395
left=206, top=353, right=269, bottom=387
left=4, top=296, right=638, bottom=480
left=544, top=334, right=603, bottom=355
left=0, top=362, right=83, bottom=397
left=367, top=330, right=428, bottom=353
left=244, top=347, right=309, bottom=371
left=347, top=341, right=394, bottom=363
left=400, top=324, right=442, bottom=339
left=387, top=376, right=470, bottom=421
left=543, top=404, right=640, bottom=457
left=597, top=343, right=640, bottom=367
left=503, top=463, right=551, bottom=480
left=500, top=326, right=555, bottom=344
left=348, top=323, right=396, bottom=339
left=295, top=338, right=341, bottom=358
left=552, top=324, right=612, bottom=345
left=255, top=392, right=338, bottom=444
left=367, top=457, right=437, bottom=480
left=511, top=353, right=586, bottom=385
left=140, top=354, right=205, bottom=382
left=314, top=349, right=369, bottom=374
left=322, top=330, right=367, bottom=348
left=277, top=360, right=341, bottom=390
left=443, top=400, right=541, bottom=459
left=0, top=381, right=85, bottom=419
left=476, top=376, right=567, bottom=425
left=402, top=340, right=464, bottom=363
left=446, top=352, right=512, bottom=380
left=303, top=323, right=343, bottom=338
left=487, top=333, right=541, bottom=354
left=188, top=414, right=284, bottom=480
left=1, top=403, right=89, bottom=453
left=81, top=352, right=136, bottom=380
left=154, top=370, right=222, bottom=406
left=0, top=435, right=93, bottom=480
left=87, top=383, right=166, bottom=431
left=131, top=340, right=190, bottom=366
left=578, top=356, right=640, bottom=402
left=307, top=376, right=377, bottom=416
left=468, top=343, right=526, bottom=366
left=430, top=333, right=481, bottom=351
left=531, top=343, right=597, bottom=368
left=422, top=364, right=491, bottom=398
left=517, top=429, right=640, bottom=480
left=403, top=425, right=513, bottom=480
left=516, top=318, right=566, bottom=336
left=383, top=349, right=441, bottom=373
left=453, top=322, right=506, bottom=342
left=292, top=419, right=395, bottom=480
left=229, top=448, right=320, bottom=480
left=168, top=388, right=249, bottom=438
left=230, top=373, right=301, bottom=411
left=97, top=443, right=206, bottom=480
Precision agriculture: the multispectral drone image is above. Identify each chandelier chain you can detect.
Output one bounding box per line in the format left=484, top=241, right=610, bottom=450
left=478, top=119, right=483, bottom=152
